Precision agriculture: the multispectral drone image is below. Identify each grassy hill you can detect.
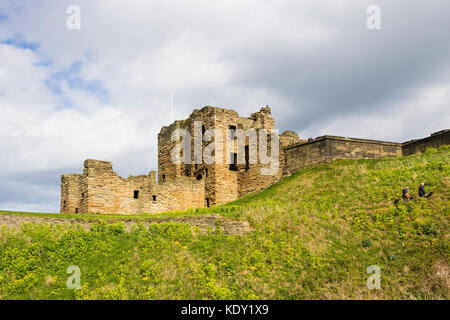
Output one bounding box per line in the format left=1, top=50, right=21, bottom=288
left=0, top=146, right=448, bottom=299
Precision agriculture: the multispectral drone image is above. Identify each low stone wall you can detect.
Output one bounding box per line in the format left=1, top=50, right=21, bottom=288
left=0, top=214, right=252, bottom=236
left=402, top=130, right=450, bottom=156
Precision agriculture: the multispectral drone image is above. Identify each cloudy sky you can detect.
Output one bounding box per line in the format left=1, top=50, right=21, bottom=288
left=0, top=0, right=449, bottom=212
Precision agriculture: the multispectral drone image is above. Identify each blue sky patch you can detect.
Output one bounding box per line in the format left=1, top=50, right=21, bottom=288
left=1, top=36, right=39, bottom=51
left=0, top=12, right=7, bottom=22
left=45, top=61, right=109, bottom=104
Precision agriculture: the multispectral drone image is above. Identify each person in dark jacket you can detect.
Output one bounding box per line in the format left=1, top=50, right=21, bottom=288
left=418, top=182, right=426, bottom=197
left=402, top=187, right=411, bottom=200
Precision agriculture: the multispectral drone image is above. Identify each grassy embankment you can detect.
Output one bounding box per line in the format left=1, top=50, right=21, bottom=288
left=0, top=146, right=448, bottom=299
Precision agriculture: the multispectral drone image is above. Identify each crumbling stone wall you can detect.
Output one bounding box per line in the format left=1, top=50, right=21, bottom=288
left=60, top=174, right=82, bottom=213
left=61, top=160, right=205, bottom=214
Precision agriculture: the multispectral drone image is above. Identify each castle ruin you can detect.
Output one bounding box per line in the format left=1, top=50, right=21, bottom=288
left=60, top=106, right=449, bottom=215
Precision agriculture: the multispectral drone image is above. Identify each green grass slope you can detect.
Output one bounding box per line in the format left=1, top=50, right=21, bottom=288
left=0, top=146, right=449, bottom=299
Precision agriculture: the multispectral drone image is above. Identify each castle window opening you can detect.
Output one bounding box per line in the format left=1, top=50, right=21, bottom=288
left=202, top=125, right=206, bottom=136
left=196, top=174, right=202, bottom=180
left=162, top=174, right=166, bottom=182
left=75, top=208, right=78, bottom=213
left=229, top=152, right=238, bottom=171
left=205, top=168, right=208, bottom=177
left=206, top=197, right=210, bottom=208
left=245, top=145, right=250, bottom=170
left=133, top=190, right=139, bottom=199
left=229, top=125, right=237, bottom=139
left=152, top=195, right=157, bottom=201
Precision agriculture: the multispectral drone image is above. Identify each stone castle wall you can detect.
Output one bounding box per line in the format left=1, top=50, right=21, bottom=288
left=283, top=130, right=449, bottom=175
left=402, top=130, right=450, bottom=156
left=283, top=135, right=402, bottom=175
left=61, top=159, right=205, bottom=214
left=61, top=104, right=448, bottom=215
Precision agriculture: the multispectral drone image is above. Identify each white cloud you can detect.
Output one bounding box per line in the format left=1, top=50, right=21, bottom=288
left=0, top=44, right=155, bottom=176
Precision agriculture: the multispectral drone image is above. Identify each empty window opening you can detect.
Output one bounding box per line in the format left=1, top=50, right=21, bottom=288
left=229, top=152, right=238, bottom=171
left=245, top=145, right=250, bottom=170
left=205, top=168, right=208, bottom=177
left=152, top=195, right=157, bottom=201
left=229, top=125, right=237, bottom=139
left=162, top=174, right=166, bottom=182
left=206, top=198, right=210, bottom=208
left=202, top=125, right=206, bottom=136
left=75, top=208, right=78, bottom=214
left=184, top=164, right=192, bottom=177
left=196, top=174, right=202, bottom=180
left=133, top=190, right=139, bottom=199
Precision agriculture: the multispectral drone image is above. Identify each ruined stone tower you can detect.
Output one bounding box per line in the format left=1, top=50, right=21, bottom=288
left=157, top=106, right=298, bottom=207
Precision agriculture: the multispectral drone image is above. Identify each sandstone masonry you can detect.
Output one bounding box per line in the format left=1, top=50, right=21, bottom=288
left=61, top=106, right=449, bottom=214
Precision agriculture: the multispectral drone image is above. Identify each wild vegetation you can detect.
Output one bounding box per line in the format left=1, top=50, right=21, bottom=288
left=0, top=146, right=448, bottom=299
